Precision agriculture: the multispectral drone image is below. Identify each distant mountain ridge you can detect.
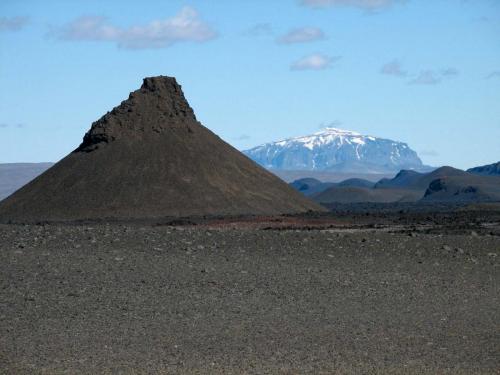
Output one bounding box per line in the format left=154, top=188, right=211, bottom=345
left=467, top=161, right=500, bottom=176
left=244, top=128, right=430, bottom=174
left=374, top=167, right=467, bottom=191
left=291, top=177, right=374, bottom=197
left=0, top=163, right=54, bottom=201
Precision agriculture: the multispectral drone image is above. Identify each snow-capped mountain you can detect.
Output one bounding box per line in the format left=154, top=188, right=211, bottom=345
left=243, top=128, right=425, bottom=173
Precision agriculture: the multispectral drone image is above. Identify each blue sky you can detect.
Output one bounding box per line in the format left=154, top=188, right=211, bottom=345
left=1, top=0, right=499, bottom=169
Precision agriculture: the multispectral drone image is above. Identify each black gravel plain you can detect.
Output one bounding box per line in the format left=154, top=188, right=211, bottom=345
left=1, top=221, right=499, bottom=374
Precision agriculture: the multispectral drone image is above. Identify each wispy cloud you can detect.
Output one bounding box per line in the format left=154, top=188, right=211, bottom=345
left=243, top=23, right=273, bottom=36
left=380, top=60, right=407, bottom=77
left=0, top=123, right=25, bottom=129
left=300, top=0, right=404, bottom=10
left=407, top=67, right=459, bottom=85
left=409, top=70, right=441, bottom=85
left=54, top=7, right=216, bottom=49
left=441, top=67, right=459, bottom=77
left=319, top=120, right=343, bottom=129
left=278, top=27, right=325, bottom=44
left=234, top=134, right=251, bottom=141
left=473, top=16, right=490, bottom=23
left=486, top=71, right=500, bottom=79
left=381, top=61, right=460, bottom=85
left=419, top=149, right=439, bottom=157
left=291, top=53, right=340, bottom=71
left=0, top=16, right=29, bottom=32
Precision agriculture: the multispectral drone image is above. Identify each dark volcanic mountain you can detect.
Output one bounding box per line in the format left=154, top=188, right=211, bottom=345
left=305, top=166, right=500, bottom=205
left=467, top=161, right=500, bottom=176
left=374, top=166, right=467, bottom=191
left=422, top=174, right=500, bottom=202
left=0, top=76, right=321, bottom=222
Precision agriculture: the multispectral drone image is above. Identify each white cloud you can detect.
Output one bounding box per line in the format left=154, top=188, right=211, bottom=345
left=291, top=54, right=340, bottom=70
left=278, top=27, right=325, bottom=44
left=409, top=70, right=441, bottom=85
left=380, top=60, right=407, bottom=77
left=0, top=16, right=29, bottom=32
left=300, top=0, right=403, bottom=10
left=55, top=7, right=216, bottom=49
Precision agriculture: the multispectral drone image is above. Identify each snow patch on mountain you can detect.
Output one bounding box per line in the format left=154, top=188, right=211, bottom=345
left=243, top=128, right=426, bottom=173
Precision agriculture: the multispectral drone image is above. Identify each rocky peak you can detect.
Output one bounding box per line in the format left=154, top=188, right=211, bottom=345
left=76, top=76, right=197, bottom=152
left=141, top=75, right=180, bottom=94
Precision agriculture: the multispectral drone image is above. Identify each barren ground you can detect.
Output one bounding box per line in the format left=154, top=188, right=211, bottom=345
left=1, top=212, right=499, bottom=374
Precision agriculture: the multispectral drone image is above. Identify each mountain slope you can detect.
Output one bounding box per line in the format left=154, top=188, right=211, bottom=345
left=290, top=177, right=374, bottom=197
left=467, top=161, right=500, bottom=176
left=337, top=178, right=375, bottom=189
left=374, top=167, right=466, bottom=191
left=0, top=76, right=322, bottom=223
left=313, top=186, right=421, bottom=204
left=0, top=163, right=54, bottom=201
left=422, top=175, right=500, bottom=202
left=290, top=178, right=336, bottom=196
left=243, top=128, right=426, bottom=173
left=309, top=166, right=500, bottom=204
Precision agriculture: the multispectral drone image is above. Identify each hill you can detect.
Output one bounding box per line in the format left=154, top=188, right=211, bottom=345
left=290, top=178, right=335, bottom=196
left=422, top=174, right=500, bottom=202
left=290, top=177, right=374, bottom=197
left=303, top=165, right=500, bottom=205
left=374, top=166, right=467, bottom=191
left=467, top=161, right=500, bottom=176
left=0, top=76, right=322, bottom=223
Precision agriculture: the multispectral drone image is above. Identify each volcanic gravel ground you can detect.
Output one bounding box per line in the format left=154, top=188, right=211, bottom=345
left=1, top=224, right=499, bottom=374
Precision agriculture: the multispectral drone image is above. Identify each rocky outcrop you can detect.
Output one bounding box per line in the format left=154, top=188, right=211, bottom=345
left=76, top=77, right=196, bottom=152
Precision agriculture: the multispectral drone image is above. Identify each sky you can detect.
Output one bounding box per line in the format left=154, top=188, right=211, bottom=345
left=0, top=0, right=499, bottom=169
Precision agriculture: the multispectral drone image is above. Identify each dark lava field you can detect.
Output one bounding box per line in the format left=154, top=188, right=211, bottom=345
left=1, top=213, right=499, bottom=374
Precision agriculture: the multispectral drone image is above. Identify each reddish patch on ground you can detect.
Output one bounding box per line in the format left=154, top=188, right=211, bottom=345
left=193, top=215, right=354, bottom=230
